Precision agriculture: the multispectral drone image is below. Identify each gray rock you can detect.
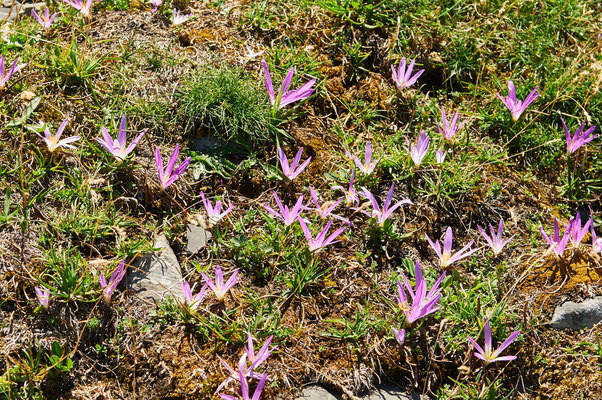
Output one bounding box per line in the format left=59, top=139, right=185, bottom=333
left=0, top=1, right=44, bottom=22
left=186, top=223, right=212, bottom=254
left=550, top=296, right=602, bottom=330
left=298, top=385, right=338, bottom=400
left=367, top=384, right=426, bottom=400
left=128, top=234, right=183, bottom=304
left=0, top=7, right=15, bottom=21
left=296, top=384, right=426, bottom=400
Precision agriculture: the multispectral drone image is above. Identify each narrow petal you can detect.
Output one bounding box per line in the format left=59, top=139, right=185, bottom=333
left=155, top=147, right=164, bottom=185
left=262, top=59, right=275, bottom=104
left=117, top=115, right=127, bottom=148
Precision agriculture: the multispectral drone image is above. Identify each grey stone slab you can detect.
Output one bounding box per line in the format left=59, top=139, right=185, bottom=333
left=298, top=385, right=338, bottom=400
left=296, top=384, right=426, bottom=400
left=0, top=7, right=15, bottom=21
left=128, top=234, right=183, bottom=304
left=186, top=223, right=212, bottom=254
left=367, top=384, right=426, bottom=400
left=550, top=296, right=602, bottom=330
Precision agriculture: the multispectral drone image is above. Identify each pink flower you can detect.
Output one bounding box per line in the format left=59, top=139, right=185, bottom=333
left=391, top=327, right=406, bottom=346
left=99, top=259, right=126, bottom=304
left=347, top=142, right=381, bottom=175
left=200, top=191, right=233, bottom=226
left=306, top=187, right=349, bottom=224
left=179, top=280, right=207, bottom=310
left=96, top=115, right=146, bottom=161
left=332, top=169, right=359, bottom=207
left=477, top=219, right=516, bottom=256
left=562, top=117, right=596, bottom=154
left=155, top=144, right=191, bottom=189
left=496, top=80, right=539, bottom=121
left=217, top=333, right=275, bottom=393
left=35, top=119, right=80, bottom=152
left=436, top=106, right=465, bottom=141
left=219, top=354, right=268, bottom=400
left=395, top=260, right=445, bottom=326
left=0, top=54, right=26, bottom=89
left=467, top=318, right=520, bottom=364
left=35, top=287, right=50, bottom=309
left=297, top=217, right=345, bottom=252
left=359, top=184, right=412, bottom=226
left=435, top=149, right=447, bottom=164
left=201, top=266, right=238, bottom=301
left=262, top=59, right=316, bottom=109
left=31, top=8, right=58, bottom=29
left=391, top=57, right=424, bottom=90
left=409, top=130, right=430, bottom=167
left=262, top=192, right=305, bottom=226
left=569, top=212, right=591, bottom=249
left=63, top=0, right=93, bottom=17
left=277, top=146, right=311, bottom=180
left=425, top=227, right=478, bottom=269
left=539, top=217, right=572, bottom=258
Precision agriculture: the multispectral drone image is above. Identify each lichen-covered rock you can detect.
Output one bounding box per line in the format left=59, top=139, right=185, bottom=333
left=550, top=296, right=602, bottom=330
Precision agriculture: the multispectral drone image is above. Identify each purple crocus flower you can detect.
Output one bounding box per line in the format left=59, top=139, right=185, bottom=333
left=277, top=146, right=311, bottom=180
left=63, top=0, right=93, bottom=17
left=570, top=212, right=591, bottom=249
left=201, top=266, right=238, bottom=301
left=332, top=169, right=360, bottom=207
left=496, top=80, right=539, bottom=121
left=477, top=219, right=516, bottom=256
left=150, top=0, right=162, bottom=12
left=99, top=258, right=126, bottom=304
left=435, top=149, right=447, bottom=164
left=359, top=184, right=412, bottom=226
left=0, top=55, right=26, bottom=90
left=179, top=280, right=207, bottom=310
left=467, top=318, right=520, bottom=365
left=36, top=119, right=80, bottom=152
left=391, top=327, right=406, bottom=346
left=395, top=260, right=446, bottom=327
left=425, top=227, right=478, bottom=269
left=391, top=57, right=424, bottom=90
left=561, top=117, right=597, bottom=154
left=262, top=192, right=305, bottom=226
left=219, top=354, right=268, bottom=400
left=436, top=106, right=465, bottom=141
left=172, top=9, right=191, bottom=25
left=307, top=187, right=349, bottom=224
left=200, top=191, right=233, bottom=226
left=217, top=334, right=275, bottom=393
left=410, top=130, right=430, bottom=167
left=262, top=59, right=316, bottom=109
left=35, top=287, right=50, bottom=309
left=539, top=217, right=572, bottom=258
left=347, top=142, right=381, bottom=175
left=297, top=217, right=345, bottom=252
left=31, top=8, right=58, bottom=29
left=155, top=144, right=191, bottom=189
left=96, top=115, right=146, bottom=161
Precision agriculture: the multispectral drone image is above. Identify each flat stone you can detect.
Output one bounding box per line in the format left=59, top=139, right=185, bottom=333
left=550, top=296, right=602, bottom=330
left=128, top=234, right=183, bottom=304
left=0, top=7, right=15, bottom=21
left=367, top=384, right=426, bottom=400
left=186, top=223, right=212, bottom=254
left=296, top=384, right=426, bottom=400
left=297, top=385, right=338, bottom=400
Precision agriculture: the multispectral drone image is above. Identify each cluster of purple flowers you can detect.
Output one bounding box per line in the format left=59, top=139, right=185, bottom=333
left=539, top=211, right=599, bottom=258
left=390, top=260, right=520, bottom=365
